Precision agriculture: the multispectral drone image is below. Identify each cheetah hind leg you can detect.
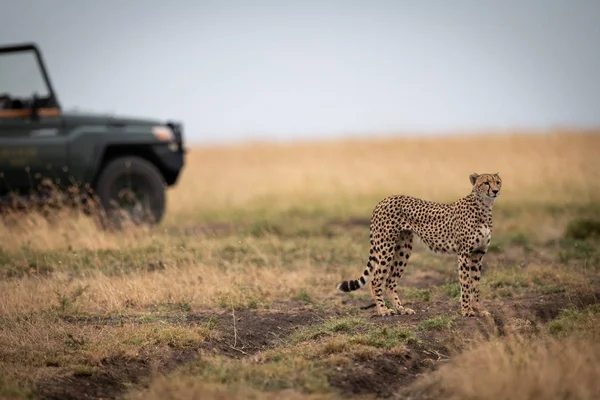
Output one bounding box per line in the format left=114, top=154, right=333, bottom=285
left=370, top=275, right=396, bottom=316
left=385, top=230, right=415, bottom=315
left=368, top=249, right=397, bottom=317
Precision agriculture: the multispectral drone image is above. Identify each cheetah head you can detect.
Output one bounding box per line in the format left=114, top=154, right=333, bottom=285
left=469, top=172, right=502, bottom=201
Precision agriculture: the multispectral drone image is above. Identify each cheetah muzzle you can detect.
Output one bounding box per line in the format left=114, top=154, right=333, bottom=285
left=337, top=172, right=502, bottom=317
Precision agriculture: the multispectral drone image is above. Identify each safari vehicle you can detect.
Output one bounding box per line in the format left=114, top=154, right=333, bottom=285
left=0, top=43, right=186, bottom=227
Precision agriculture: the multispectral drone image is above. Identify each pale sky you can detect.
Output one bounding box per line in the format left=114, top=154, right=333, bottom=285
left=1, top=0, right=599, bottom=144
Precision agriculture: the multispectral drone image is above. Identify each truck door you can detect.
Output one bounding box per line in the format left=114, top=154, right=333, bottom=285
left=0, top=44, right=69, bottom=198
left=0, top=113, right=69, bottom=197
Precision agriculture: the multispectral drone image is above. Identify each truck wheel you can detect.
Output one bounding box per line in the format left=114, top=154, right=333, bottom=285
left=94, top=156, right=166, bottom=229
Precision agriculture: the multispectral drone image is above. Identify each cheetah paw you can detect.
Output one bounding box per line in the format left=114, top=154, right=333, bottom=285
left=397, top=307, right=416, bottom=315
left=377, top=308, right=397, bottom=317
left=462, top=309, right=476, bottom=317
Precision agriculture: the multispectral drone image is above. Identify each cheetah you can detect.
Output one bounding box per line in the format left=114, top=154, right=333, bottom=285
left=337, top=172, right=502, bottom=317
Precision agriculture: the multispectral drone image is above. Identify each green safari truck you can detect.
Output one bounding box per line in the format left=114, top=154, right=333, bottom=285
left=0, top=43, right=186, bottom=227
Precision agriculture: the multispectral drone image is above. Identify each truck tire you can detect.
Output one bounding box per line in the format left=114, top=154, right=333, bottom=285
left=94, top=155, right=166, bottom=229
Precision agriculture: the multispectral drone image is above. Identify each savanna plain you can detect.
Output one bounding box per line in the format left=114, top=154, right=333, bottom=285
left=1, top=131, right=600, bottom=400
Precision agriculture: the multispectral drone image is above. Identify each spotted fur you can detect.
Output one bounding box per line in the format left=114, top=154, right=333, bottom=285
left=337, top=172, right=502, bottom=317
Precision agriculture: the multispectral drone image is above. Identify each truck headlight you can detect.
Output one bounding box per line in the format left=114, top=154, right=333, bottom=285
left=153, top=126, right=175, bottom=142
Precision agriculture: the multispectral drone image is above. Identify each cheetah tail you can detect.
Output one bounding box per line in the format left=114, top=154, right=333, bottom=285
left=336, top=267, right=371, bottom=292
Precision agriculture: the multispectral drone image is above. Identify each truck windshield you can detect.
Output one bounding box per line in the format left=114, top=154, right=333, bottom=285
left=0, top=49, right=49, bottom=100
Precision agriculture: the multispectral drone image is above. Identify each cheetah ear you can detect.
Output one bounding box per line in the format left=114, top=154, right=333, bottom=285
left=469, top=173, right=479, bottom=186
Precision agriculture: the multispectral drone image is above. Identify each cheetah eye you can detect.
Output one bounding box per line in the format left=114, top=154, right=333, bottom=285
left=496, top=181, right=501, bottom=185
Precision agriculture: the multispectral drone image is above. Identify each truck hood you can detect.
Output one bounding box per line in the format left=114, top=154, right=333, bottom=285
left=60, top=111, right=164, bottom=127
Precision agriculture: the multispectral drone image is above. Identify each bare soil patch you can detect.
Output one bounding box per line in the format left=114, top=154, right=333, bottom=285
left=329, top=352, right=419, bottom=398
left=36, top=356, right=147, bottom=400
left=192, top=305, right=331, bottom=358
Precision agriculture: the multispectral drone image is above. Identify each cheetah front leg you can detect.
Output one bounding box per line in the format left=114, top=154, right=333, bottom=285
left=470, top=249, right=490, bottom=316
left=385, top=230, right=415, bottom=315
left=457, top=253, right=475, bottom=317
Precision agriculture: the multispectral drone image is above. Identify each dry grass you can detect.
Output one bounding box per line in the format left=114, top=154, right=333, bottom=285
left=169, top=130, right=600, bottom=218
left=0, top=130, right=599, bottom=399
left=127, top=380, right=337, bottom=400
left=407, top=305, right=600, bottom=400
left=411, top=335, right=600, bottom=400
